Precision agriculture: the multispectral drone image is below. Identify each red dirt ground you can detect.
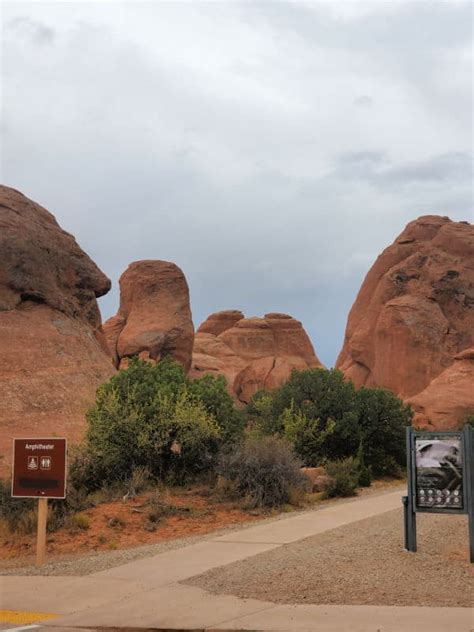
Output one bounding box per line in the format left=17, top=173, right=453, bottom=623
left=0, top=486, right=265, bottom=563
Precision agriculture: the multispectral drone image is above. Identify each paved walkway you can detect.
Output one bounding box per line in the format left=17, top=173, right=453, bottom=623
left=1, top=487, right=472, bottom=631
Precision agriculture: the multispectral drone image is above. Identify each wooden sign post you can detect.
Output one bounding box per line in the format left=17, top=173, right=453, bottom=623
left=11, top=438, right=67, bottom=566
left=36, top=497, right=48, bottom=566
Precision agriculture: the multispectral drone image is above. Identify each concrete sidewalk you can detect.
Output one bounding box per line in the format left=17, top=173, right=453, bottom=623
left=1, top=487, right=472, bottom=631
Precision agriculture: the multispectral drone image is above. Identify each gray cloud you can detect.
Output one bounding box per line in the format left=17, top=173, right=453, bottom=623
left=7, top=16, right=55, bottom=45
left=250, top=2, right=472, bottom=52
left=353, top=95, right=373, bottom=107
left=333, top=151, right=473, bottom=190
left=376, top=152, right=473, bottom=185
left=334, top=151, right=388, bottom=179
left=1, top=1, right=472, bottom=366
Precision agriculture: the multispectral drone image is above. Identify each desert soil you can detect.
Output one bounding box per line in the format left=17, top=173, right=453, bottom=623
left=0, top=480, right=401, bottom=577
left=0, top=485, right=264, bottom=573
left=185, top=508, right=473, bottom=608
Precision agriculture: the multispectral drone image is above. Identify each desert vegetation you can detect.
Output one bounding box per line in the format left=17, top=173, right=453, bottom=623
left=247, top=368, right=412, bottom=477
left=1, top=359, right=418, bottom=543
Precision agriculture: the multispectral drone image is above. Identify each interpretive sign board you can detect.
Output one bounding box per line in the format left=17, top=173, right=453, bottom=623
left=414, top=433, right=465, bottom=512
left=403, top=426, right=473, bottom=562
left=11, top=438, right=67, bottom=499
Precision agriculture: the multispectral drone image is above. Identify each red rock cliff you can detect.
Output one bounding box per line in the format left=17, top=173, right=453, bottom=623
left=0, top=185, right=115, bottom=473
left=336, top=215, right=474, bottom=423
left=406, top=348, right=474, bottom=430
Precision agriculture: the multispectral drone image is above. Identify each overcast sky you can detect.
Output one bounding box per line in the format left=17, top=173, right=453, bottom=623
left=2, top=1, right=472, bottom=366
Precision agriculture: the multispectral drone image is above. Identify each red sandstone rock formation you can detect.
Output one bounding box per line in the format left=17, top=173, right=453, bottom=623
left=190, top=311, right=323, bottom=403
left=104, top=260, right=194, bottom=371
left=406, top=348, right=474, bottom=429
left=197, top=310, right=243, bottom=336
left=336, top=216, right=474, bottom=405
left=0, top=185, right=115, bottom=473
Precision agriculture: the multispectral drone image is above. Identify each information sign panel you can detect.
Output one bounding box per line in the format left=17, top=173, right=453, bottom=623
left=414, top=433, right=464, bottom=512
left=403, top=426, right=473, bottom=563
left=11, top=438, right=67, bottom=499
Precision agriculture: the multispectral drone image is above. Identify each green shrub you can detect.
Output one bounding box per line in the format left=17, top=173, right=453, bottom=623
left=355, top=387, right=411, bottom=476
left=246, top=391, right=278, bottom=436
left=81, top=371, right=221, bottom=489
left=189, top=374, right=245, bottom=444
left=272, top=368, right=360, bottom=459
left=271, top=368, right=356, bottom=423
left=282, top=404, right=336, bottom=466
left=74, top=357, right=248, bottom=491
left=168, top=391, right=222, bottom=480
left=356, top=442, right=372, bottom=487
left=358, top=466, right=372, bottom=488
left=323, top=458, right=359, bottom=498
left=68, top=513, right=90, bottom=531
left=218, top=436, right=308, bottom=508
left=249, top=368, right=360, bottom=460
left=247, top=369, right=411, bottom=475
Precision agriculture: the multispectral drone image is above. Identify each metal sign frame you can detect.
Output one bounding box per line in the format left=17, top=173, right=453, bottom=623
left=403, top=425, right=473, bottom=563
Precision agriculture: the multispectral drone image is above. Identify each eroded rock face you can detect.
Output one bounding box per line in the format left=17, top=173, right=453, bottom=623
left=406, top=348, right=474, bottom=430
left=0, top=185, right=115, bottom=473
left=190, top=310, right=323, bottom=403
left=197, top=310, right=244, bottom=336
left=0, top=186, right=111, bottom=323
left=336, top=216, right=474, bottom=401
left=103, top=260, right=194, bottom=371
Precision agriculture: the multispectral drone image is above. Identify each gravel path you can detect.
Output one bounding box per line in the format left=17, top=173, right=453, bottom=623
left=0, top=483, right=402, bottom=577
left=185, top=509, right=473, bottom=608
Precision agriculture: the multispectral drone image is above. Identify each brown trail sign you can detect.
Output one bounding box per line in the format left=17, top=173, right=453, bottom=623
left=11, top=438, right=67, bottom=566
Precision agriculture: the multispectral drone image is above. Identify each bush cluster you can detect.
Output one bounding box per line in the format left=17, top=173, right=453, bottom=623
left=70, top=363, right=411, bottom=506
left=218, top=436, right=308, bottom=508
left=248, top=368, right=411, bottom=476
left=2, top=361, right=415, bottom=533
left=323, top=458, right=360, bottom=498
left=72, top=357, right=244, bottom=491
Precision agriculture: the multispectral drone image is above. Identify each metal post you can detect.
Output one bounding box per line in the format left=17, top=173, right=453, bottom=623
left=464, top=426, right=474, bottom=564
left=36, top=497, right=48, bottom=566
left=402, top=496, right=410, bottom=549
left=404, top=427, right=417, bottom=552
left=405, top=493, right=417, bottom=552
